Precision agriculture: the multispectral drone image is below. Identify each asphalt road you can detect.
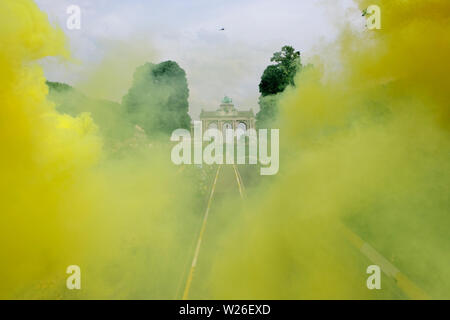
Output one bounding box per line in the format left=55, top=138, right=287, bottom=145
left=179, top=164, right=426, bottom=300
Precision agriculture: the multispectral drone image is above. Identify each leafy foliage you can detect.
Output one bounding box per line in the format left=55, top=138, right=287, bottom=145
left=256, top=46, right=302, bottom=128
left=255, top=94, right=281, bottom=129
left=46, top=81, right=72, bottom=92
left=46, top=81, right=135, bottom=148
left=122, top=61, right=191, bottom=137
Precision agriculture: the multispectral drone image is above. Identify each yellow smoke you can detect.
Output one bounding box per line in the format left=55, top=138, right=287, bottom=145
left=1, top=0, right=449, bottom=300
left=207, top=0, right=449, bottom=299
left=0, top=0, right=100, bottom=296
left=0, top=0, right=199, bottom=299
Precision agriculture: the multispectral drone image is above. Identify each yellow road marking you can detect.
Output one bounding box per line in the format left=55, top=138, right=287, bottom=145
left=232, top=164, right=245, bottom=199
left=236, top=165, right=246, bottom=195
left=182, top=166, right=425, bottom=299
left=339, top=223, right=430, bottom=299
left=182, top=165, right=221, bottom=300
left=396, top=273, right=430, bottom=300
left=174, top=224, right=199, bottom=299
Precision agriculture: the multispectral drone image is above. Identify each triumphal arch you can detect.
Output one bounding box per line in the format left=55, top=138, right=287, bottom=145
left=199, top=96, right=255, bottom=133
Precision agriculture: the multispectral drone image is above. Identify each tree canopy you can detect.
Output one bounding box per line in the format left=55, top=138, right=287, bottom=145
left=122, top=61, right=191, bottom=136
left=259, top=45, right=301, bottom=97
left=46, top=81, right=135, bottom=147
left=256, top=46, right=302, bottom=128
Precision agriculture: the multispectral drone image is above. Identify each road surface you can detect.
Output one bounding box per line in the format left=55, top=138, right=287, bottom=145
left=177, top=164, right=428, bottom=300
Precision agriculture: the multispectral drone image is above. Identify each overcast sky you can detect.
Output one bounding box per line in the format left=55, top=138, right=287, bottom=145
left=36, top=0, right=361, bottom=118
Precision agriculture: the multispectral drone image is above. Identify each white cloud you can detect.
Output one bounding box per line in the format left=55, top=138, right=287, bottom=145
left=36, top=0, right=360, bottom=118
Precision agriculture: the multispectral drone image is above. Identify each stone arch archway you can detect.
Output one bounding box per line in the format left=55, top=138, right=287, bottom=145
left=199, top=96, right=256, bottom=138
left=237, top=121, right=247, bottom=131
left=222, top=122, right=233, bottom=143
left=222, top=122, right=233, bottom=130
left=236, top=121, right=247, bottom=140
left=207, top=121, right=218, bottom=130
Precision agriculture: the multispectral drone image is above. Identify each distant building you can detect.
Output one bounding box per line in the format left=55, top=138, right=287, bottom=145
left=198, top=96, right=255, bottom=133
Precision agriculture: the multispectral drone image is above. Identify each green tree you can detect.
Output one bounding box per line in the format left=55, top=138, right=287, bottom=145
left=46, top=81, right=135, bottom=148
left=256, top=46, right=302, bottom=128
left=122, top=61, right=191, bottom=136
left=258, top=65, right=287, bottom=97
left=256, top=94, right=280, bottom=129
